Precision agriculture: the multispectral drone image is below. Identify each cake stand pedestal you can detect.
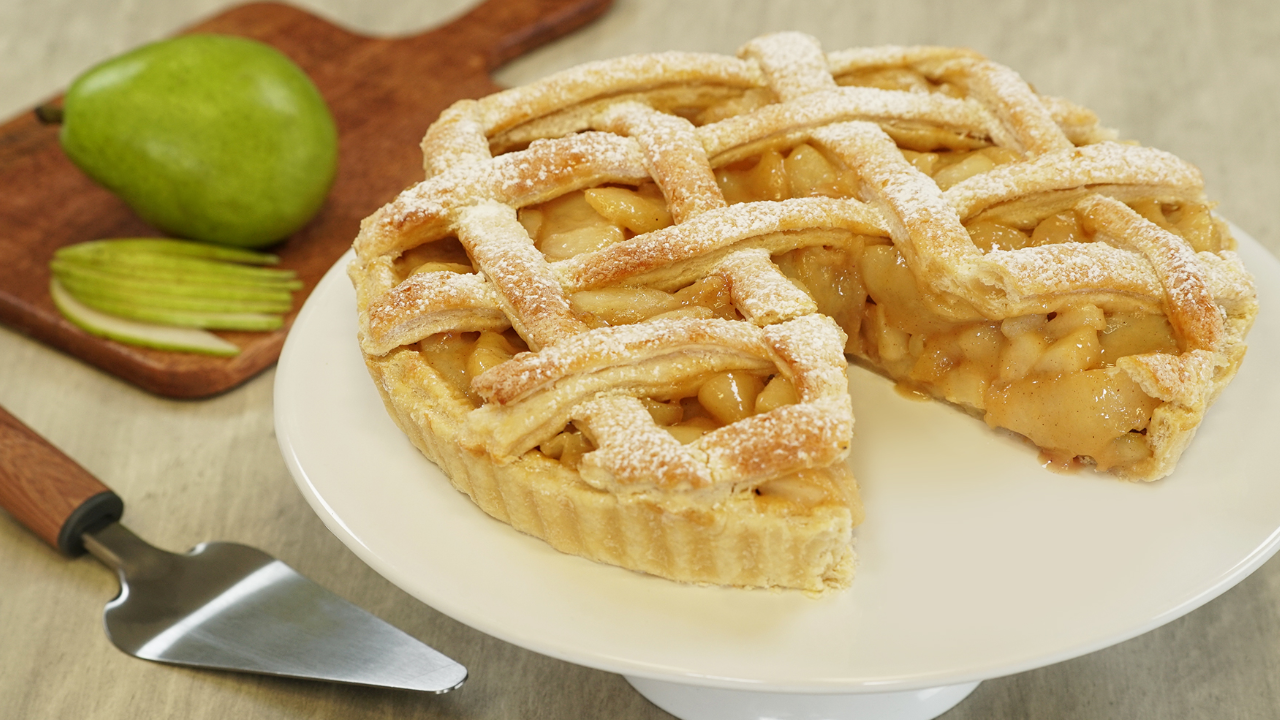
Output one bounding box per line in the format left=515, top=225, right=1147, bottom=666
left=277, top=234, right=1280, bottom=720
left=624, top=676, right=981, bottom=720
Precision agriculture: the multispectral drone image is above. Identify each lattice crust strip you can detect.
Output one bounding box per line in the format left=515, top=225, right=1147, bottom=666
left=348, top=33, right=1257, bottom=592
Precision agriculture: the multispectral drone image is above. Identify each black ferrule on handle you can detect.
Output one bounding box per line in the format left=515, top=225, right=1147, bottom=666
left=57, top=491, right=124, bottom=556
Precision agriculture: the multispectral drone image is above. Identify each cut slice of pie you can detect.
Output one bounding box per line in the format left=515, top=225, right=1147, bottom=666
left=347, top=33, right=1257, bottom=592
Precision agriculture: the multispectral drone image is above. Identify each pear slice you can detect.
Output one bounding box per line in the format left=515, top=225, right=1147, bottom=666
left=54, top=245, right=302, bottom=288
left=53, top=264, right=293, bottom=313
left=50, top=237, right=301, bottom=350
left=52, top=257, right=302, bottom=291
left=61, top=290, right=284, bottom=331
left=58, top=238, right=283, bottom=264
left=51, top=279, right=241, bottom=356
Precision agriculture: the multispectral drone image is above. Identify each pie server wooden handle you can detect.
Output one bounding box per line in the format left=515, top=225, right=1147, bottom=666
left=0, top=405, right=123, bottom=556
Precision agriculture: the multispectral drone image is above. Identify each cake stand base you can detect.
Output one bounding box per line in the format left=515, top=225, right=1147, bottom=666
left=624, top=676, right=980, bottom=720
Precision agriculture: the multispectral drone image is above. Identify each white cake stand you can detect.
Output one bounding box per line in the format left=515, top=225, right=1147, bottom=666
left=275, top=231, right=1280, bottom=720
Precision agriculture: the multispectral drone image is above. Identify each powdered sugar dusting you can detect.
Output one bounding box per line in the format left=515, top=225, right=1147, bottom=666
left=762, top=314, right=851, bottom=401
left=363, top=271, right=505, bottom=355
left=717, top=248, right=817, bottom=324
left=459, top=201, right=587, bottom=349
left=963, top=59, right=1072, bottom=155
left=698, top=85, right=998, bottom=160
left=982, top=242, right=1158, bottom=301
left=560, top=195, right=885, bottom=291
left=813, top=120, right=978, bottom=283
left=740, top=32, right=838, bottom=102
left=598, top=102, right=726, bottom=222
left=478, top=52, right=763, bottom=138
left=471, top=317, right=773, bottom=405
left=1080, top=195, right=1224, bottom=352
left=944, top=143, right=1204, bottom=220
left=348, top=33, right=1259, bottom=506
left=574, top=396, right=714, bottom=492
left=698, top=401, right=852, bottom=485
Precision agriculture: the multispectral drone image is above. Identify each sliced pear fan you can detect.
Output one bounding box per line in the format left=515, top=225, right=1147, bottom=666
left=49, top=238, right=303, bottom=355
left=54, top=239, right=302, bottom=287
left=51, top=279, right=241, bottom=357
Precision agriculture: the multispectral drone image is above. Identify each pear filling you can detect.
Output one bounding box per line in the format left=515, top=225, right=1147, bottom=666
left=568, top=275, right=739, bottom=328
left=393, top=236, right=474, bottom=282
left=755, top=468, right=857, bottom=514
left=418, top=329, right=528, bottom=406
left=786, top=239, right=1178, bottom=471
left=415, top=327, right=804, bottom=474
left=780, top=235, right=1178, bottom=470
left=712, top=143, right=1190, bottom=473
left=834, top=66, right=967, bottom=98
left=535, top=369, right=799, bottom=468
left=520, top=182, right=672, bottom=262
left=408, top=138, right=1199, bottom=475
left=963, top=200, right=1227, bottom=254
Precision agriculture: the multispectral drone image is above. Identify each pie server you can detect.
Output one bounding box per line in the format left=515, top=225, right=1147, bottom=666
left=0, top=404, right=467, bottom=693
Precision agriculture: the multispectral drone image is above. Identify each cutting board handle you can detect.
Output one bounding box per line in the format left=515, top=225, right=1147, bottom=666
left=0, top=405, right=123, bottom=556
left=404, top=0, right=612, bottom=71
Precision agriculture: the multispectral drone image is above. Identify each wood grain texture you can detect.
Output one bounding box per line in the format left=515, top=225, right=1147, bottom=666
left=0, top=404, right=111, bottom=550
left=0, top=0, right=612, bottom=399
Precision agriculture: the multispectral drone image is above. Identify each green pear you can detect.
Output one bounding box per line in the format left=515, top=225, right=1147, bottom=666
left=58, top=34, right=338, bottom=248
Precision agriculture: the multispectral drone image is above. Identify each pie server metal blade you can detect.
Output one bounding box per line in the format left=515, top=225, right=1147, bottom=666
left=0, top=405, right=466, bottom=693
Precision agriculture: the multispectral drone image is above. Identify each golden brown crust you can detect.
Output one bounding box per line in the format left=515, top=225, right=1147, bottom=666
left=1077, top=196, right=1224, bottom=353
left=366, top=348, right=857, bottom=593
left=349, top=32, right=1257, bottom=591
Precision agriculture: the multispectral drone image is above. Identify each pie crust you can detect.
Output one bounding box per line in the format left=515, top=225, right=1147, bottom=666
left=348, top=34, right=1257, bottom=592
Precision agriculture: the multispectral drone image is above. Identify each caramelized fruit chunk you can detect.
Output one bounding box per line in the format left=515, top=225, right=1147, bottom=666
left=584, top=185, right=673, bottom=235
left=860, top=245, right=957, bottom=335
left=984, top=369, right=1161, bottom=469
left=419, top=331, right=478, bottom=402
left=570, top=287, right=681, bottom=326
left=1099, top=313, right=1180, bottom=364
left=698, top=370, right=766, bottom=425
left=536, top=191, right=625, bottom=260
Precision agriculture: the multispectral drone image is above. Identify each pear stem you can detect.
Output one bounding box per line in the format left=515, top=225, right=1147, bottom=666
left=34, top=104, right=64, bottom=125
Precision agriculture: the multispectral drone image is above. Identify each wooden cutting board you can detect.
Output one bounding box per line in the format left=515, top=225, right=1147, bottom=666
left=0, top=0, right=612, bottom=398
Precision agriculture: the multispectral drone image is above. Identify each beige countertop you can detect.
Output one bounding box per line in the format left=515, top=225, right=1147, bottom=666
left=2, top=1, right=1278, bottom=718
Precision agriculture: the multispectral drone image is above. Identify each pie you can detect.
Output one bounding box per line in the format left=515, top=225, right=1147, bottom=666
left=347, top=34, right=1257, bottom=593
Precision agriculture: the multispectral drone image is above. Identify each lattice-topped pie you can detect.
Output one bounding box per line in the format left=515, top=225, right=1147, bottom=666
left=348, top=34, right=1257, bottom=593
